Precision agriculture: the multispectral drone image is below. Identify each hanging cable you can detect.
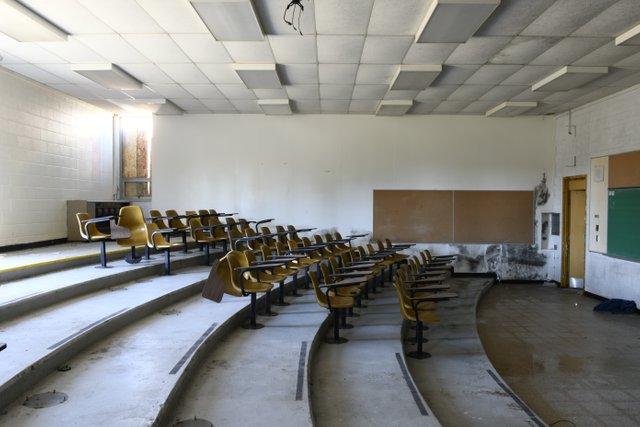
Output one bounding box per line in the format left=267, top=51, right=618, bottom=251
left=283, top=0, right=307, bottom=35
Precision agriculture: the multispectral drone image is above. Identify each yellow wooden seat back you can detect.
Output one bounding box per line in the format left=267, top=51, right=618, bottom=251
left=76, top=213, right=109, bottom=241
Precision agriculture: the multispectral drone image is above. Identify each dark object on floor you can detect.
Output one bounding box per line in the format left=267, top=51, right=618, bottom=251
left=593, top=298, right=637, bottom=314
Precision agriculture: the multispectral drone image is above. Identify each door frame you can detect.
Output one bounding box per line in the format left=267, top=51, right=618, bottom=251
left=561, top=175, right=587, bottom=288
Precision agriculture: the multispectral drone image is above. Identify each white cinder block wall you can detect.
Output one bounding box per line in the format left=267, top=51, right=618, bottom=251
left=0, top=69, right=113, bottom=247
left=553, top=84, right=640, bottom=305
left=153, top=114, right=555, bottom=279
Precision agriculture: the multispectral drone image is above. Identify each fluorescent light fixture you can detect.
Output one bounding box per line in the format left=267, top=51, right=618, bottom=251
left=390, top=65, right=442, bottom=91
left=486, top=101, right=537, bottom=117
left=72, top=64, right=143, bottom=90
left=233, top=64, right=282, bottom=89
left=258, top=99, right=291, bottom=115
left=615, top=23, right=640, bottom=46
left=532, top=66, right=608, bottom=92
left=189, top=0, right=263, bottom=41
left=376, top=100, right=413, bottom=116
left=416, top=0, right=500, bottom=43
left=0, top=0, right=68, bottom=42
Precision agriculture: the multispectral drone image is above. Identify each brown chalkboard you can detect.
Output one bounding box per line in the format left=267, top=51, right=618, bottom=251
left=373, top=190, right=534, bottom=244
left=373, top=190, right=453, bottom=243
left=609, top=150, right=640, bottom=189
left=453, top=191, right=534, bottom=243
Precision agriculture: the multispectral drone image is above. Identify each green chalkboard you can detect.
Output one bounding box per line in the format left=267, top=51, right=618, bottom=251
left=608, top=188, right=640, bottom=261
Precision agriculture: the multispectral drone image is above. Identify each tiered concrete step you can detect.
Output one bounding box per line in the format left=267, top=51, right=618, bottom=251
left=0, top=265, right=213, bottom=411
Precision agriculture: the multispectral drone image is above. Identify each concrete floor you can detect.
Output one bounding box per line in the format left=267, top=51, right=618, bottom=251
left=478, top=283, right=640, bottom=427
left=4, top=243, right=639, bottom=427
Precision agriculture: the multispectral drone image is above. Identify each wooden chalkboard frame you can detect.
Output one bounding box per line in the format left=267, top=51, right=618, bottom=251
left=373, top=190, right=534, bottom=244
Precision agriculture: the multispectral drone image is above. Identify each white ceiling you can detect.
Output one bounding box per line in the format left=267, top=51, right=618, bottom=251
left=1, top=0, right=640, bottom=116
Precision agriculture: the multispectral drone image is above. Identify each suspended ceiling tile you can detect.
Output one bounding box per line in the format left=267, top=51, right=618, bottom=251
left=573, top=41, right=640, bottom=66
left=120, top=86, right=159, bottom=99
left=171, top=34, right=232, bottom=63
left=321, top=99, right=350, bottom=113
left=1, top=63, right=67, bottom=84
left=279, top=64, right=318, bottom=85
left=615, top=51, right=640, bottom=68
left=19, top=0, right=112, bottom=34
left=0, top=35, right=65, bottom=63
left=478, top=84, right=529, bottom=101
left=216, top=84, right=257, bottom=100
left=198, top=64, right=242, bottom=84
left=146, top=83, right=192, bottom=98
left=542, top=88, right=592, bottom=104
left=285, top=84, right=320, bottom=100
left=182, top=84, right=225, bottom=99
left=269, top=35, right=318, bottom=64
left=407, top=100, right=439, bottom=114
left=0, top=49, right=25, bottom=64
left=606, top=71, right=640, bottom=88
left=157, top=63, right=209, bottom=85
left=432, top=100, right=472, bottom=114
left=317, top=35, right=365, bottom=64
left=201, top=99, right=237, bottom=112
left=352, top=84, right=389, bottom=100
left=573, top=0, right=640, bottom=37
left=490, top=36, right=561, bottom=65
left=530, top=37, right=610, bottom=65
left=447, top=85, right=493, bottom=101
left=292, top=100, right=321, bottom=114
left=51, top=83, right=95, bottom=99
left=75, top=35, right=148, bottom=64
left=403, top=43, right=458, bottom=65
left=415, top=85, right=459, bottom=101
left=254, top=0, right=316, bottom=35
left=315, top=0, right=375, bottom=35
left=355, top=64, right=396, bottom=84
left=580, top=67, right=640, bottom=88
left=360, top=36, right=413, bottom=64
left=223, top=41, right=275, bottom=63
left=476, top=0, right=556, bottom=36
left=510, top=87, right=552, bottom=102
left=349, top=99, right=379, bottom=114
left=433, top=65, right=481, bottom=85
left=78, top=0, right=163, bottom=33
left=253, top=88, right=288, bottom=99
left=123, top=34, right=189, bottom=63
left=172, top=98, right=210, bottom=113
left=465, top=64, right=522, bottom=85
left=319, top=64, right=358, bottom=84
left=461, top=100, right=497, bottom=114
left=136, top=0, right=209, bottom=33
left=119, top=64, right=174, bottom=84
left=521, top=0, right=618, bottom=37
left=230, top=99, right=262, bottom=113
left=383, top=90, right=420, bottom=100
left=571, top=86, right=626, bottom=104
left=320, top=84, right=354, bottom=100
left=34, top=37, right=105, bottom=63
left=367, top=0, right=429, bottom=36
left=37, top=63, right=97, bottom=84
left=500, top=65, right=558, bottom=85
left=445, top=36, right=512, bottom=65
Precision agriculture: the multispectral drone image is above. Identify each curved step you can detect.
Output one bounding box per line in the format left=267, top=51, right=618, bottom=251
left=0, top=251, right=208, bottom=322
left=0, top=266, right=211, bottom=411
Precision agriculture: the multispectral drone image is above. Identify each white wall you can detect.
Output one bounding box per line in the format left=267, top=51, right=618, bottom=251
left=154, top=114, right=555, bottom=278
left=552, top=84, right=640, bottom=305
left=0, top=69, right=113, bottom=247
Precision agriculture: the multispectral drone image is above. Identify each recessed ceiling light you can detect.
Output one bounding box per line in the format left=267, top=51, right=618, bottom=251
left=72, top=64, right=143, bottom=90
left=189, top=0, right=264, bottom=41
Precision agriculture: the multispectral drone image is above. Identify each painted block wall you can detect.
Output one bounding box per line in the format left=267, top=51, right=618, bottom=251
left=553, top=84, right=640, bottom=305
left=153, top=114, right=555, bottom=279
left=0, top=69, right=113, bottom=247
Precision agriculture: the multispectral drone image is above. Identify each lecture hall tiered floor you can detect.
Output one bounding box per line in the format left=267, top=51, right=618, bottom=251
left=1, top=241, right=638, bottom=426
